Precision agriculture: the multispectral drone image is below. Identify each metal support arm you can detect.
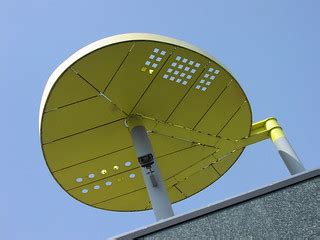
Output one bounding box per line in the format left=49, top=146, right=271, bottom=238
left=130, top=114, right=305, bottom=176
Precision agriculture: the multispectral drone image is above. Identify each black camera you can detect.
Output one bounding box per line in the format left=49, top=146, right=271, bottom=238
left=138, top=153, right=154, bottom=168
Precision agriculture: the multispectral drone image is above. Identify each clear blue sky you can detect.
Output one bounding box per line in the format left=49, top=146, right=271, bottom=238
left=1, top=1, right=319, bottom=239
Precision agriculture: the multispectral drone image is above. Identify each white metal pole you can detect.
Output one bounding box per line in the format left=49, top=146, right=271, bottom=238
left=129, top=124, right=174, bottom=221
left=266, top=119, right=305, bottom=175
left=273, top=136, right=305, bottom=175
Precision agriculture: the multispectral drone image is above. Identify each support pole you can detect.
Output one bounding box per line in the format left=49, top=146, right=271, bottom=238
left=127, top=116, right=174, bottom=221
left=265, top=119, right=305, bottom=175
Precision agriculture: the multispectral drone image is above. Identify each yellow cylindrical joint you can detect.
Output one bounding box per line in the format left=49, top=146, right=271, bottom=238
left=265, top=118, right=285, bottom=142
left=126, top=115, right=144, bottom=131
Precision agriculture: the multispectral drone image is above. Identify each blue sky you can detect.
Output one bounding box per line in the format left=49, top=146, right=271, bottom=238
left=1, top=1, right=319, bottom=239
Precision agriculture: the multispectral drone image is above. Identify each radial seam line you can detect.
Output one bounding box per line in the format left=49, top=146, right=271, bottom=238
left=128, top=47, right=177, bottom=115
left=70, top=67, right=101, bottom=93
left=216, top=101, right=247, bottom=136
left=165, top=66, right=207, bottom=122
left=192, top=79, right=233, bottom=130
left=103, top=43, right=136, bottom=93
left=44, top=95, right=98, bottom=113
left=92, top=187, right=146, bottom=206
left=43, top=118, right=125, bottom=145
left=52, top=145, right=133, bottom=173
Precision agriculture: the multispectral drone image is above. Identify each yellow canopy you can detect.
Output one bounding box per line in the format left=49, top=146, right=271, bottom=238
left=39, top=33, right=252, bottom=211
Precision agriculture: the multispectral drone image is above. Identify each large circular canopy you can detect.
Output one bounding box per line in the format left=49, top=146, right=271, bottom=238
left=39, top=33, right=252, bottom=211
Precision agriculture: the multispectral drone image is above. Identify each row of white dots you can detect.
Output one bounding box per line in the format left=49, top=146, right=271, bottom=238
left=164, top=76, right=188, bottom=85
left=208, top=67, right=220, bottom=74
left=145, top=61, right=158, bottom=69
left=175, top=56, right=201, bottom=68
left=195, top=85, right=208, bottom=91
left=170, top=63, right=198, bottom=73
left=75, top=161, right=132, bottom=183
left=81, top=173, right=136, bottom=194
left=153, top=48, right=166, bottom=55
left=164, top=71, right=192, bottom=79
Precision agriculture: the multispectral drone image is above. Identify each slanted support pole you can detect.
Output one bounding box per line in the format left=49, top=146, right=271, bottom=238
left=265, top=118, right=305, bottom=175
left=127, top=115, right=174, bottom=221
left=241, top=117, right=305, bottom=175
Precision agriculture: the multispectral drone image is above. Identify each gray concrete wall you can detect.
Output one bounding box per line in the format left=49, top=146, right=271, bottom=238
left=113, top=169, right=320, bottom=239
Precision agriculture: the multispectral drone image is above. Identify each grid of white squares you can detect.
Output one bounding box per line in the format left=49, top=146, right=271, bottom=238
left=195, top=67, right=220, bottom=92
left=163, top=55, right=201, bottom=86
left=143, top=48, right=167, bottom=70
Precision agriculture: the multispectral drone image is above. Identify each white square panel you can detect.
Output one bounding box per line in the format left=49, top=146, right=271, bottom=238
left=160, top=50, right=166, bottom=56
